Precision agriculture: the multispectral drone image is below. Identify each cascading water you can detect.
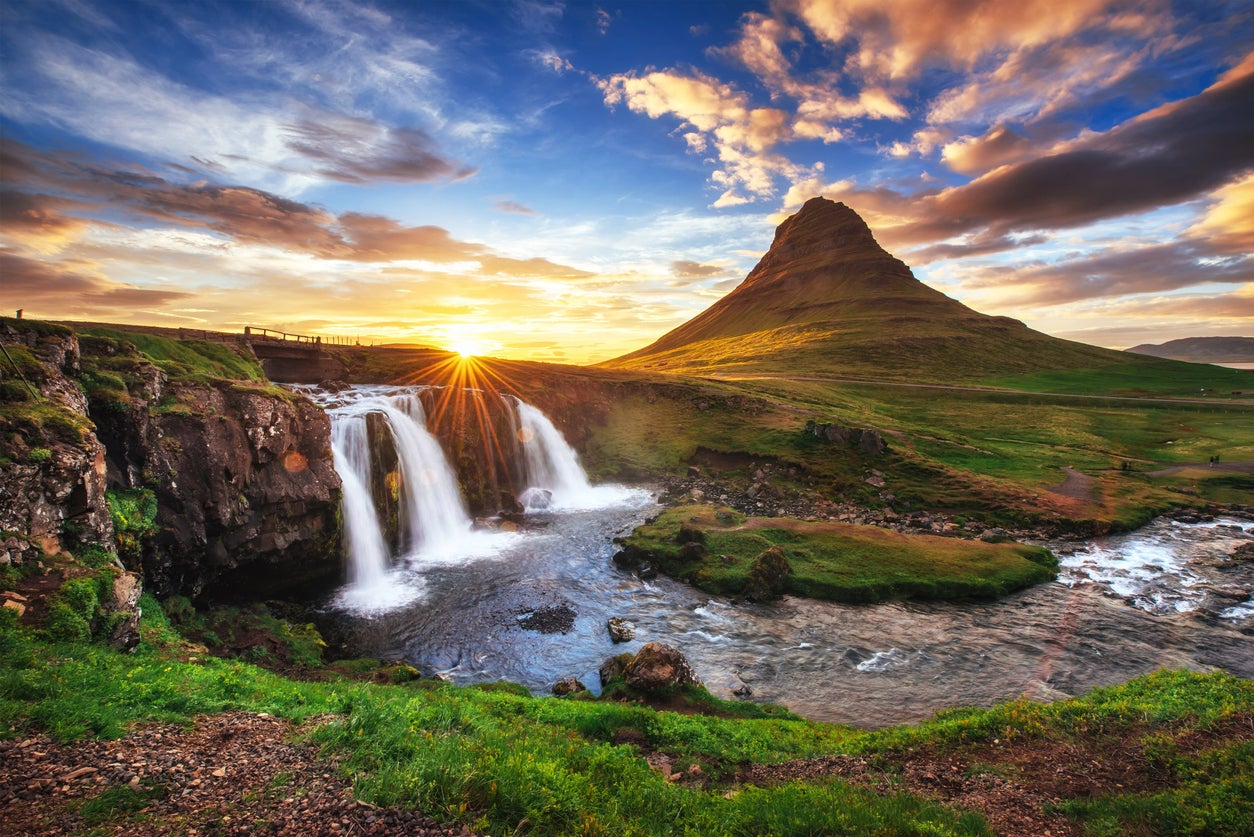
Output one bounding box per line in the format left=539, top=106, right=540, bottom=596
left=374, top=394, right=471, bottom=555
left=330, top=414, right=390, bottom=588
left=306, top=387, right=476, bottom=608
left=511, top=399, right=593, bottom=510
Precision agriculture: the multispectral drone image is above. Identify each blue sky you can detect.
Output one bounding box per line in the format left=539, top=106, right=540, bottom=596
left=1, top=0, right=1251, bottom=362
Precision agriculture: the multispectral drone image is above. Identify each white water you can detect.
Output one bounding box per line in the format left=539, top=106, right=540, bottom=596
left=511, top=398, right=642, bottom=511
left=299, top=385, right=649, bottom=612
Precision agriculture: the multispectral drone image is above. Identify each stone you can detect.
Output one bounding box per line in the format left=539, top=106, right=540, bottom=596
left=623, top=642, right=700, bottom=692
left=745, top=545, right=791, bottom=601
left=552, top=677, right=587, bottom=696
left=598, top=654, right=631, bottom=687
left=607, top=617, right=636, bottom=643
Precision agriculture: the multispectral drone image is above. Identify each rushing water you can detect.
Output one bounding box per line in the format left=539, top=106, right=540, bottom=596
left=308, top=385, right=1254, bottom=728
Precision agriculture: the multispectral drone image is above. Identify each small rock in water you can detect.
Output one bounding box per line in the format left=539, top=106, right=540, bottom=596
left=515, top=603, right=577, bottom=634
left=607, top=617, right=636, bottom=643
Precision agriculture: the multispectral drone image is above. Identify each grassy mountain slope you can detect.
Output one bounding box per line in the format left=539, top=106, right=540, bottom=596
left=603, top=198, right=1232, bottom=392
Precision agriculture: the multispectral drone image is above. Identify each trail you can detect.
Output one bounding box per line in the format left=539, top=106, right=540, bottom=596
left=706, top=373, right=1254, bottom=408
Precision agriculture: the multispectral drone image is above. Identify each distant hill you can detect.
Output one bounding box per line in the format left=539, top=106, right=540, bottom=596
left=603, top=197, right=1136, bottom=382
left=1126, top=336, right=1254, bottom=363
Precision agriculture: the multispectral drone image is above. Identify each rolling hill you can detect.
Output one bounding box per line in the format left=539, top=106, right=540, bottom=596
left=1127, top=336, right=1254, bottom=363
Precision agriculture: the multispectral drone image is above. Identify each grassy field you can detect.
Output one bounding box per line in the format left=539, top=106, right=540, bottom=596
left=617, top=504, right=1057, bottom=602
left=1, top=580, right=1250, bottom=836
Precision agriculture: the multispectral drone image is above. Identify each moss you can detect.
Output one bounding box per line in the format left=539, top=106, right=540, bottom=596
left=620, top=504, right=1055, bottom=604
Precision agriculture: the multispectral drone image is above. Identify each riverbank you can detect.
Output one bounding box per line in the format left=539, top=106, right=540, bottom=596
left=2, top=598, right=1250, bottom=836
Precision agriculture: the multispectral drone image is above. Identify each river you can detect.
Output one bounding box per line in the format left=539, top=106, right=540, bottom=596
left=325, top=491, right=1253, bottom=728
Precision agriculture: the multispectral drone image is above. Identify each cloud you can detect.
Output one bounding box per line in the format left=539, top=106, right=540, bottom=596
left=284, top=118, right=476, bottom=184
left=0, top=250, right=193, bottom=312
left=494, top=200, right=538, bottom=215
left=786, top=0, right=1154, bottom=81
left=939, top=125, right=1035, bottom=175
left=889, top=58, right=1254, bottom=244
left=960, top=242, right=1253, bottom=307
left=0, top=34, right=473, bottom=192
left=598, top=68, right=807, bottom=204
left=595, top=8, right=612, bottom=36
left=671, top=260, right=734, bottom=280
left=1188, top=172, right=1254, bottom=255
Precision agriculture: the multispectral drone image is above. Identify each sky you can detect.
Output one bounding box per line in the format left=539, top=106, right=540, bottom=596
left=1, top=0, right=1251, bottom=363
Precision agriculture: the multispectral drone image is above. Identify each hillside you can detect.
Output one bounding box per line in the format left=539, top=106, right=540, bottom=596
left=1127, top=336, right=1254, bottom=363
left=604, top=198, right=1173, bottom=384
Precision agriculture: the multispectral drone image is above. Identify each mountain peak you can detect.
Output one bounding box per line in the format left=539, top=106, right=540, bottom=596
left=604, top=196, right=1120, bottom=379
left=744, top=198, right=882, bottom=285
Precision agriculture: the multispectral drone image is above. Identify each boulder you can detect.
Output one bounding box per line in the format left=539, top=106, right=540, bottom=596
left=552, top=677, right=587, bottom=696
left=623, top=642, right=700, bottom=692
left=745, top=545, right=792, bottom=601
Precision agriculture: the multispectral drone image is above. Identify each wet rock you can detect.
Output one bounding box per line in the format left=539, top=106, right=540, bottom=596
left=607, top=617, right=636, bottom=643
left=599, top=653, right=632, bottom=687
left=552, top=677, right=587, bottom=696
left=515, top=603, right=576, bottom=634
left=623, top=642, right=700, bottom=692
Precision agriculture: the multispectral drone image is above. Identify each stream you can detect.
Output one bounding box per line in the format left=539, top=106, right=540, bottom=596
left=305, top=384, right=1251, bottom=728
left=326, top=494, right=1253, bottom=728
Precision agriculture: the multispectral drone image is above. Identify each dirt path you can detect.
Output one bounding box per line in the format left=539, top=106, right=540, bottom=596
left=1046, top=467, right=1097, bottom=502
left=0, top=713, right=472, bottom=836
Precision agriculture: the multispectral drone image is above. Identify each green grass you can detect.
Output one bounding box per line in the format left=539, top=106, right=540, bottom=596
left=618, top=505, right=1056, bottom=603
left=2, top=591, right=1249, bottom=836
left=77, top=327, right=265, bottom=384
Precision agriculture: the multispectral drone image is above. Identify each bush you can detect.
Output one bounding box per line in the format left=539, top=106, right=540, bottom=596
left=28, top=447, right=51, bottom=464
left=46, top=601, right=91, bottom=642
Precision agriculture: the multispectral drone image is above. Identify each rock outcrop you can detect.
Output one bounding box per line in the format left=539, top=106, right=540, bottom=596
left=88, top=373, right=341, bottom=600
left=0, top=322, right=113, bottom=559
left=2, top=320, right=342, bottom=602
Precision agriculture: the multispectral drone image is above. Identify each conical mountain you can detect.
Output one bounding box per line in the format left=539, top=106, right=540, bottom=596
left=605, top=197, right=1125, bottom=381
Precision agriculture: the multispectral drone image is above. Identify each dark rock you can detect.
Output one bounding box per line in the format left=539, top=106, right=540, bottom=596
left=97, top=384, right=343, bottom=600
left=607, top=617, right=636, bottom=643
left=599, top=653, right=632, bottom=687
left=745, top=545, right=792, bottom=601
left=552, top=677, right=587, bottom=696
left=623, top=642, right=700, bottom=692
left=676, top=523, right=705, bottom=545
left=515, top=603, right=577, bottom=634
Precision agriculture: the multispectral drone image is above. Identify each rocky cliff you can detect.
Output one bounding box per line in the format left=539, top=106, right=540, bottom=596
left=0, top=320, right=114, bottom=565
left=1, top=320, right=342, bottom=601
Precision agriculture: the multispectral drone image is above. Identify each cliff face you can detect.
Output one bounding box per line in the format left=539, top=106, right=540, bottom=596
left=1, top=321, right=342, bottom=601
left=0, top=324, right=113, bottom=563
left=80, top=341, right=342, bottom=599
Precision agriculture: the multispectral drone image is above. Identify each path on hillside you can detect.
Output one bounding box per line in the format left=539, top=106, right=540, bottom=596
left=707, top=373, right=1254, bottom=408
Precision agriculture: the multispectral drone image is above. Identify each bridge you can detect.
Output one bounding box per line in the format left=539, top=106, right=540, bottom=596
left=241, top=327, right=350, bottom=382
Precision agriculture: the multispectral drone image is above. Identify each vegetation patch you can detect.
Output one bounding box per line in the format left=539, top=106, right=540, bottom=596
left=616, top=504, right=1057, bottom=603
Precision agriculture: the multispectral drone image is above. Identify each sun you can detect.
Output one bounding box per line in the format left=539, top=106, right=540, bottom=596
left=451, top=340, right=484, bottom=359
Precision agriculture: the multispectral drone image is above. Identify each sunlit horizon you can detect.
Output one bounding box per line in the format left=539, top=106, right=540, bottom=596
left=2, top=0, right=1249, bottom=361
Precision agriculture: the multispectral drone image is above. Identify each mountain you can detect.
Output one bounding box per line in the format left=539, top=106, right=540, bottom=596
left=1126, top=336, right=1254, bottom=363
left=604, top=197, right=1133, bottom=382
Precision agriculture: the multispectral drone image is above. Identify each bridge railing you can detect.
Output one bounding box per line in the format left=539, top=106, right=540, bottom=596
left=244, top=326, right=321, bottom=344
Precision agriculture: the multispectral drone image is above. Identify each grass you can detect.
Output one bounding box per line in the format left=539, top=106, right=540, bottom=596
left=2, top=586, right=1250, bottom=836
left=617, top=504, right=1056, bottom=603
left=76, top=327, right=265, bottom=384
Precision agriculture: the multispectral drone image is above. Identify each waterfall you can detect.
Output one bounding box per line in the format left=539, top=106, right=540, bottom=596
left=290, top=383, right=647, bottom=613
left=318, top=388, right=472, bottom=593
left=330, top=415, right=390, bottom=587
left=375, top=394, right=471, bottom=554
left=512, top=399, right=593, bottom=510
